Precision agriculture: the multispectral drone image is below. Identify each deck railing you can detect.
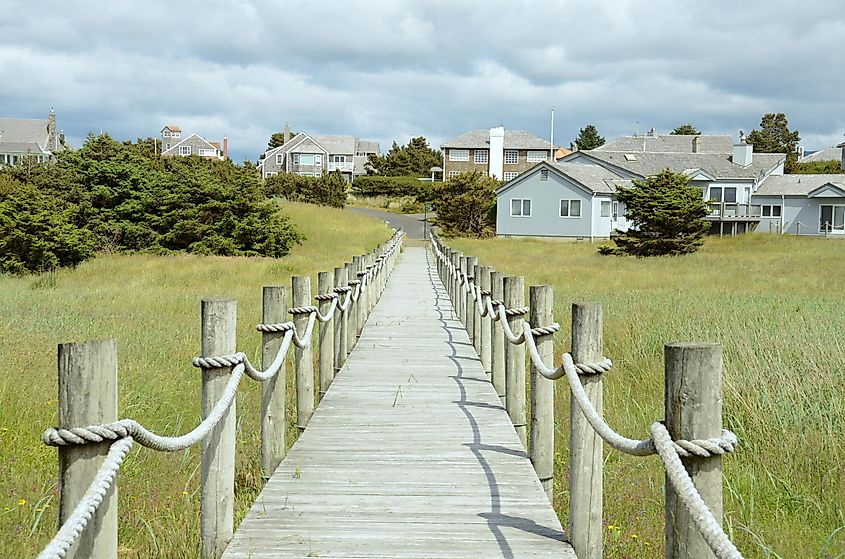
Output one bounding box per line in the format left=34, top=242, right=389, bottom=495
left=708, top=201, right=761, bottom=219
left=34, top=231, right=404, bottom=559
left=431, top=232, right=744, bottom=559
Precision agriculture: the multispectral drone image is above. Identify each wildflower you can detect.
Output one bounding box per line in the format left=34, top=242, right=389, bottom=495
left=630, top=534, right=639, bottom=540
left=181, top=491, right=188, bottom=496
left=18, top=499, right=26, bottom=506
left=607, top=524, right=619, bottom=530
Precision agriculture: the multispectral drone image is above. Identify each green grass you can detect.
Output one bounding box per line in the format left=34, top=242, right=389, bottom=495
left=0, top=202, right=392, bottom=558
left=447, top=234, right=845, bottom=559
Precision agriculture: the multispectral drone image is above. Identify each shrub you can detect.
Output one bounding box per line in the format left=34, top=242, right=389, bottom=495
left=264, top=171, right=347, bottom=208
left=431, top=171, right=498, bottom=237
left=349, top=175, right=428, bottom=197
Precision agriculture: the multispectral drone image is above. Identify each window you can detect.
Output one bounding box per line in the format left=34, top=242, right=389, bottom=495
left=560, top=199, right=582, bottom=218
left=314, top=154, right=323, bottom=165
left=162, top=130, right=171, bottom=138
left=540, top=169, right=549, bottom=181
left=165, top=143, right=171, bottom=150
left=198, top=148, right=217, bottom=156
left=819, top=205, right=845, bottom=232
left=179, top=145, right=191, bottom=156
left=265, top=171, right=277, bottom=177
left=332, top=155, right=346, bottom=163
left=600, top=200, right=611, bottom=218
left=449, top=149, right=469, bottom=162
left=295, top=153, right=318, bottom=166
left=709, top=186, right=737, bottom=204
left=474, top=150, right=488, bottom=164
left=527, top=150, right=547, bottom=162
left=276, top=154, right=284, bottom=165
left=448, top=170, right=461, bottom=178
left=503, top=172, right=519, bottom=181
left=505, top=150, right=518, bottom=164
left=761, top=205, right=782, bottom=218
left=172, top=131, right=180, bottom=139
left=612, top=201, right=619, bottom=220
left=511, top=198, right=531, bottom=217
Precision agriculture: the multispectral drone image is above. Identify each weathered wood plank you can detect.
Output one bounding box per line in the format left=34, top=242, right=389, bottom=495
left=222, top=247, right=576, bottom=559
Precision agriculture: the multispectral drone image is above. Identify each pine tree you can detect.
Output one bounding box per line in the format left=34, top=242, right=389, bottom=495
left=573, top=125, right=605, bottom=150
left=599, top=169, right=709, bottom=257
left=746, top=113, right=801, bottom=172
left=670, top=124, right=701, bottom=135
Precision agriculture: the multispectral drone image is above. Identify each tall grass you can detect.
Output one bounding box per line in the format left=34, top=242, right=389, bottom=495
left=0, top=202, right=391, bottom=558
left=448, top=234, right=845, bottom=559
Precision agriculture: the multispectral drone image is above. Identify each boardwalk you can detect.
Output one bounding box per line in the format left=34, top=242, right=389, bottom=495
left=222, top=247, right=576, bottom=558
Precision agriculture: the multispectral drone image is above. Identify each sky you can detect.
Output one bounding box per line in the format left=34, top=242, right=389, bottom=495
left=2, top=0, right=843, bottom=163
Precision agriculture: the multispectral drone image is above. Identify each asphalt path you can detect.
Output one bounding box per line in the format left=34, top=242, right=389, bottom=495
left=346, top=207, right=434, bottom=239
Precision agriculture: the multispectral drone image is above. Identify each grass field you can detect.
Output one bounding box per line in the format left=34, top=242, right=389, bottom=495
left=447, top=234, right=845, bottom=558
left=0, top=202, right=392, bottom=558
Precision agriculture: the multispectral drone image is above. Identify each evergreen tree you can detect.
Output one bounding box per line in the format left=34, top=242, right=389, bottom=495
left=367, top=136, right=442, bottom=176
left=266, top=129, right=299, bottom=150
left=670, top=124, right=701, bottom=135
left=746, top=113, right=801, bottom=172
left=573, top=125, right=605, bottom=150
left=431, top=171, right=497, bottom=238
left=599, top=169, right=709, bottom=257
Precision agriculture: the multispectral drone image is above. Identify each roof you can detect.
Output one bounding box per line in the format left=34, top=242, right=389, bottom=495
left=441, top=129, right=551, bottom=150
left=572, top=150, right=786, bottom=180
left=357, top=140, right=380, bottom=155
left=0, top=118, right=50, bottom=152
left=800, top=147, right=842, bottom=162
left=755, top=174, right=845, bottom=196
left=496, top=161, right=624, bottom=196
left=161, top=133, right=218, bottom=155
left=312, top=134, right=356, bottom=155
left=596, top=134, right=734, bottom=154
left=162, top=125, right=182, bottom=132
left=554, top=147, right=573, bottom=160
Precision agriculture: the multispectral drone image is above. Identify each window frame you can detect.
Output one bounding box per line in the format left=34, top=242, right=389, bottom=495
left=527, top=150, right=548, bottom=162
left=600, top=200, right=611, bottom=218
left=448, top=170, right=461, bottom=178
left=474, top=150, right=488, bottom=164
left=540, top=169, right=549, bottom=181
left=179, top=145, right=191, bottom=156
left=449, top=149, right=469, bottom=162
left=276, top=153, right=284, bottom=165
left=510, top=198, right=532, bottom=218
left=559, top=198, right=582, bottom=218
left=503, top=171, right=519, bottom=181
left=504, top=150, right=518, bottom=164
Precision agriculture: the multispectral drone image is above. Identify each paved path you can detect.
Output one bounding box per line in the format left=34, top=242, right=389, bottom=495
left=347, top=207, right=432, bottom=239
left=222, top=247, right=575, bottom=559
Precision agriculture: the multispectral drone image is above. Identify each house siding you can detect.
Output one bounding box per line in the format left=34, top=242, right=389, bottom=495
left=444, top=148, right=549, bottom=178
left=752, top=194, right=845, bottom=235
left=162, top=136, right=217, bottom=158
left=496, top=171, right=594, bottom=238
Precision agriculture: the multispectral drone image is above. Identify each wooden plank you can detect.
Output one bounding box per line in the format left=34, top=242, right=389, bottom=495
left=222, top=247, right=576, bottom=559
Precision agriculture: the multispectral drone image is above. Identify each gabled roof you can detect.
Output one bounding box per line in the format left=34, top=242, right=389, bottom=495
left=442, top=129, right=551, bottom=150
left=496, top=161, right=623, bottom=196
left=161, top=133, right=218, bottom=155
left=357, top=140, right=380, bottom=154
left=566, top=150, right=786, bottom=180
left=263, top=132, right=329, bottom=159
left=161, top=125, right=182, bottom=132
left=0, top=118, right=51, bottom=152
left=799, top=147, right=842, bottom=163
left=312, top=134, right=356, bottom=155
left=755, top=174, right=845, bottom=196
left=596, top=134, right=734, bottom=154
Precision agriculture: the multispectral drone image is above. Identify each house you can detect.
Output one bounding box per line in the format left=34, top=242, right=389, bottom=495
left=753, top=174, right=845, bottom=234
left=160, top=125, right=228, bottom=160
left=595, top=131, right=734, bottom=154
left=0, top=109, right=63, bottom=166
left=496, top=134, right=790, bottom=238
left=258, top=127, right=380, bottom=182
left=798, top=142, right=844, bottom=163
left=440, top=127, right=552, bottom=181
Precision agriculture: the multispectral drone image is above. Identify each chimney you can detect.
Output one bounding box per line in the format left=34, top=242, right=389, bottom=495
left=796, top=145, right=804, bottom=159
left=648, top=127, right=656, bottom=137
left=59, top=130, right=65, bottom=147
left=841, top=144, right=844, bottom=172
left=692, top=136, right=701, bottom=153
left=284, top=122, right=290, bottom=144
left=733, top=141, right=753, bottom=167
left=488, top=126, right=505, bottom=179
left=222, top=136, right=229, bottom=160
left=47, top=108, right=57, bottom=152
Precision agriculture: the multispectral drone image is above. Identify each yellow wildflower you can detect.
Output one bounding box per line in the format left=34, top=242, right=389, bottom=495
left=18, top=499, right=26, bottom=506
left=630, top=534, right=639, bottom=540
left=181, top=490, right=189, bottom=496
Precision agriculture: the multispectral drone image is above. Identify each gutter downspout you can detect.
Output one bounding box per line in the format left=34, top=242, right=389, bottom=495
left=781, top=194, right=786, bottom=234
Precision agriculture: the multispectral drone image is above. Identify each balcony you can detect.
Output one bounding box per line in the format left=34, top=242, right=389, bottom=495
left=328, top=161, right=353, bottom=172
left=706, top=202, right=762, bottom=221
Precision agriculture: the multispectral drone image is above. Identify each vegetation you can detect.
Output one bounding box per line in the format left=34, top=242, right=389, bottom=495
left=349, top=175, right=430, bottom=198
left=746, top=113, right=801, bottom=172
left=0, top=134, right=303, bottom=273
left=0, top=203, right=392, bottom=558
left=670, top=124, right=701, bottom=135
left=448, top=234, right=845, bottom=559
left=264, top=170, right=348, bottom=208
left=573, top=124, right=605, bottom=150
left=789, top=159, right=843, bottom=174
left=265, top=127, right=298, bottom=150
left=367, top=136, right=441, bottom=177
left=599, top=169, right=710, bottom=256
left=431, top=171, right=498, bottom=237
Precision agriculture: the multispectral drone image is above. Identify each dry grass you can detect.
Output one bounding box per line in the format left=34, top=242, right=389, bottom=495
left=0, top=202, right=391, bottom=558
left=447, top=233, right=845, bottom=559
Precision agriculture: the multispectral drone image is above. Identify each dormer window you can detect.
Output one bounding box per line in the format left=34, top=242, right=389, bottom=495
left=172, top=131, right=181, bottom=139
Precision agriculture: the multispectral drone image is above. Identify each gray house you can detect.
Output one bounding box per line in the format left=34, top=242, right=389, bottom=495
left=0, top=109, right=63, bottom=166
left=799, top=143, right=844, bottom=164
left=160, top=125, right=227, bottom=160
left=753, top=174, right=845, bottom=234
left=258, top=129, right=379, bottom=182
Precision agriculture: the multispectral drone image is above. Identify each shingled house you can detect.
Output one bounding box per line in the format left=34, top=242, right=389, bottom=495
left=160, top=125, right=228, bottom=160
left=440, top=127, right=552, bottom=181
left=0, top=109, right=63, bottom=166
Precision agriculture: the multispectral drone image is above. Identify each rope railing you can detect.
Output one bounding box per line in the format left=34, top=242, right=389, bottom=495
left=35, top=230, right=404, bottom=559
left=430, top=232, right=744, bottom=559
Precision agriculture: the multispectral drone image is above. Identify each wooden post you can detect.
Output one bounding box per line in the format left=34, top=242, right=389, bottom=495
left=569, top=302, right=604, bottom=559
left=464, top=256, right=478, bottom=345
left=491, top=271, right=506, bottom=402
left=345, top=262, right=357, bottom=353
left=353, top=256, right=366, bottom=338
left=479, top=266, right=493, bottom=375
left=452, top=252, right=462, bottom=317
left=200, top=299, right=236, bottom=559
left=664, top=342, right=724, bottom=559
left=333, top=267, right=348, bottom=374
left=291, top=276, right=314, bottom=432
left=260, top=287, right=287, bottom=480
left=529, top=285, right=555, bottom=502
left=58, top=339, right=118, bottom=559
left=317, top=272, right=335, bottom=400
left=504, top=276, right=527, bottom=447
left=472, top=263, right=483, bottom=357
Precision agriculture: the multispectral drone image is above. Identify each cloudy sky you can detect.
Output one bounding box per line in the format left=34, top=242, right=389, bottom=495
left=2, top=0, right=843, bottom=162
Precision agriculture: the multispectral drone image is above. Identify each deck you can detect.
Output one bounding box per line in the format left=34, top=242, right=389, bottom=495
left=221, top=247, right=576, bottom=558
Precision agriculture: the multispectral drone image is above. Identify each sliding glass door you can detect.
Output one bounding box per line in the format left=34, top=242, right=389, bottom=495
left=819, top=205, right=845, bottom=233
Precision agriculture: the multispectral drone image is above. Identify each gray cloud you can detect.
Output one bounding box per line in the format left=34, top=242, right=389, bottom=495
left=1, top=0, right=843, bottom=163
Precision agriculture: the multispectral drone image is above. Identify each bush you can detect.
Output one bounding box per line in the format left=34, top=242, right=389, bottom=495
left=264, top=171, right=347, bottom=208
left=349, top=175, right=428, bottom=197
left=431, top=171, right=498, bottom=237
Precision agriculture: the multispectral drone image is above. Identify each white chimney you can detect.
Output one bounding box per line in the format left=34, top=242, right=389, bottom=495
left=489, top=126, right=504, bottom=179
left=692, top=136, right=701, bottom=153
left=733, top=142, right=753, bottom=167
